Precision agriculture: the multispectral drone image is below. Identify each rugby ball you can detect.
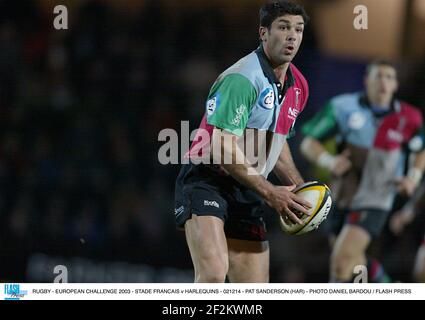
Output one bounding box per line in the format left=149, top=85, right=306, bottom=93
left=279, top=181, right=332, bottom=235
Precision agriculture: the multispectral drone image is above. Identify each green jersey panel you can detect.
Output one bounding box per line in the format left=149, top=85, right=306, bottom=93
left=302, top=102, right=338, bottom=141
left=206, top=74, right=257, bottom=136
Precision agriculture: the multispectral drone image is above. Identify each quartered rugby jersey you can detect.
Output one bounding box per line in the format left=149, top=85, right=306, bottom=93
left=302, top=92, right=425, bottom=211
left=189, top=45, right=309, bottom=178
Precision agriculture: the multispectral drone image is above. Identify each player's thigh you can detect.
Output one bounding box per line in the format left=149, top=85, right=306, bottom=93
left=185, top=214, right=229, bottom=272
left=332, top=224, right=371, bottom=259
left=333, top=209, right=387, bottom=258
left=227, top=238, right=269, bottom=283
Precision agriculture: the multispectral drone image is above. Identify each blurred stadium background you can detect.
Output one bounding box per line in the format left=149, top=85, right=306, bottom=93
left=0, top=0, right=424, bottom=282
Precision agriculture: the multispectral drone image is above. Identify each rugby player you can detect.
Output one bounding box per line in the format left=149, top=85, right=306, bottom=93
left=390, top=181, right=425, bottom=282
left=300, top=61, right=425, bottom=282
left=174, top=1, right=311, bottom=283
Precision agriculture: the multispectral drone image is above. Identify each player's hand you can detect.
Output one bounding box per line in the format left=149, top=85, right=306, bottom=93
left=389, top=208, right=415, bottom=235
left=331, top=150, right=352, bottom=177
left=394, top=177, right=417, bottom=197
left=266, top=185, right=312, bottom=225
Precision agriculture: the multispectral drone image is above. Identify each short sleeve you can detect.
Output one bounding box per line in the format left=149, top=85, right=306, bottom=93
left=206, top=74, right=257, bottom=136
left=408, top=125, right=425, bottom=152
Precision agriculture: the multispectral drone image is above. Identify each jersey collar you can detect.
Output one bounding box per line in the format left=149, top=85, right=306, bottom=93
left=255, top=44, right=295, bottom=97
left=359, top=93, right=399, bottom=118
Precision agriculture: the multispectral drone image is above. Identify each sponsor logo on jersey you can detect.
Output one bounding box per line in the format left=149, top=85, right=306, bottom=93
left=288, top=107, right=299, bottom=120
left=259, top=87, right=275, bottom=110
left=387, top=117, right=407, bottom=144
left=348, top=112, right=367, bottom=130
left=206, top=96, right=218, bottom=116
left=230, top=104, right=246, bottom=126
left=294, top=88, right=301, bottom=107
left=387, top=129, right=404, bottom=143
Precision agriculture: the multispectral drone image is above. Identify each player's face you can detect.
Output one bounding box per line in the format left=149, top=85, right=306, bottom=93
left=260, top=14, right=304, bottom=67
left=365, top=65, right=398, bottom=104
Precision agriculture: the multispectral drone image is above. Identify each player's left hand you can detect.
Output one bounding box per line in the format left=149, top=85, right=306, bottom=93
left=394, top=177, right=417, bottom=197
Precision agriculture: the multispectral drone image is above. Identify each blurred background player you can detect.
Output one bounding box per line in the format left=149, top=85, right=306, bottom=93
left=390, top=181, right=425, bottom=282
left=174, top=1, right=312, bottom=283
left=300, top=61, right=425, bottom=282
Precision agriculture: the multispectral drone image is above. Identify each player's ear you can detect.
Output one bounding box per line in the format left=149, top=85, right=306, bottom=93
left=259, top=26, right=267, bottom=42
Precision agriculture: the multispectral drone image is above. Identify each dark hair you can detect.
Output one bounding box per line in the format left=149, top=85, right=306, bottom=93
left=260, top=1, right=309, bottom=29
left=366, top=60, right=397, bottom=76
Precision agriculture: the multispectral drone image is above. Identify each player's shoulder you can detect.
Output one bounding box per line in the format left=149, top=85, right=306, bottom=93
left=289, top=63, right=308, bottom=92
left=330, top=92, right=361, bottom=104
left=398, top=100, right=423, bottom=123
left=219, top=51, right=262, bottom=85
left=210, top=54, right=258, bottom=92
left=398, top=100, right=423, bottom=116
left=288, top=63, right=309, bottom=109
left=329, top=92, right=362, bottom=111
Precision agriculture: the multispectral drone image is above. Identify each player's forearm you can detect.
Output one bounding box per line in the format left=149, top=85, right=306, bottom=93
left=407, top=181, right=425, bottom=211
left=222, top=162, right=274, bottom=200
left=300, top=136, right=335, bottom=170
left=408, top=150, right=425, bottom=186
left=211, top=129, right=274, bottom=200
left=412, top=150, right=425, bottom=172
left=416, top=181, right=425, bottom=211
left=273, top=141, right=304, bottom=185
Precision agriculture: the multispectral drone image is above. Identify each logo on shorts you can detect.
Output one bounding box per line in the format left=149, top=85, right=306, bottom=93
left=204, top=200, right=219, bottom=208
left=174, top=206, right=184, bottom=216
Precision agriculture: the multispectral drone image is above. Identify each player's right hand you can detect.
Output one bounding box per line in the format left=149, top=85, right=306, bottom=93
left=332, top=150, right=352, bottom=177
left=266, top=185, right=312, bottom=225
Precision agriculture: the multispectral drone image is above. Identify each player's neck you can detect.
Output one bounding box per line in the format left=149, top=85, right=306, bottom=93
left=368, top=95, right=392, bottom=110
left=273, top=63, right=290, bottom=85
left=261, top=44, right=290, bottom=84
